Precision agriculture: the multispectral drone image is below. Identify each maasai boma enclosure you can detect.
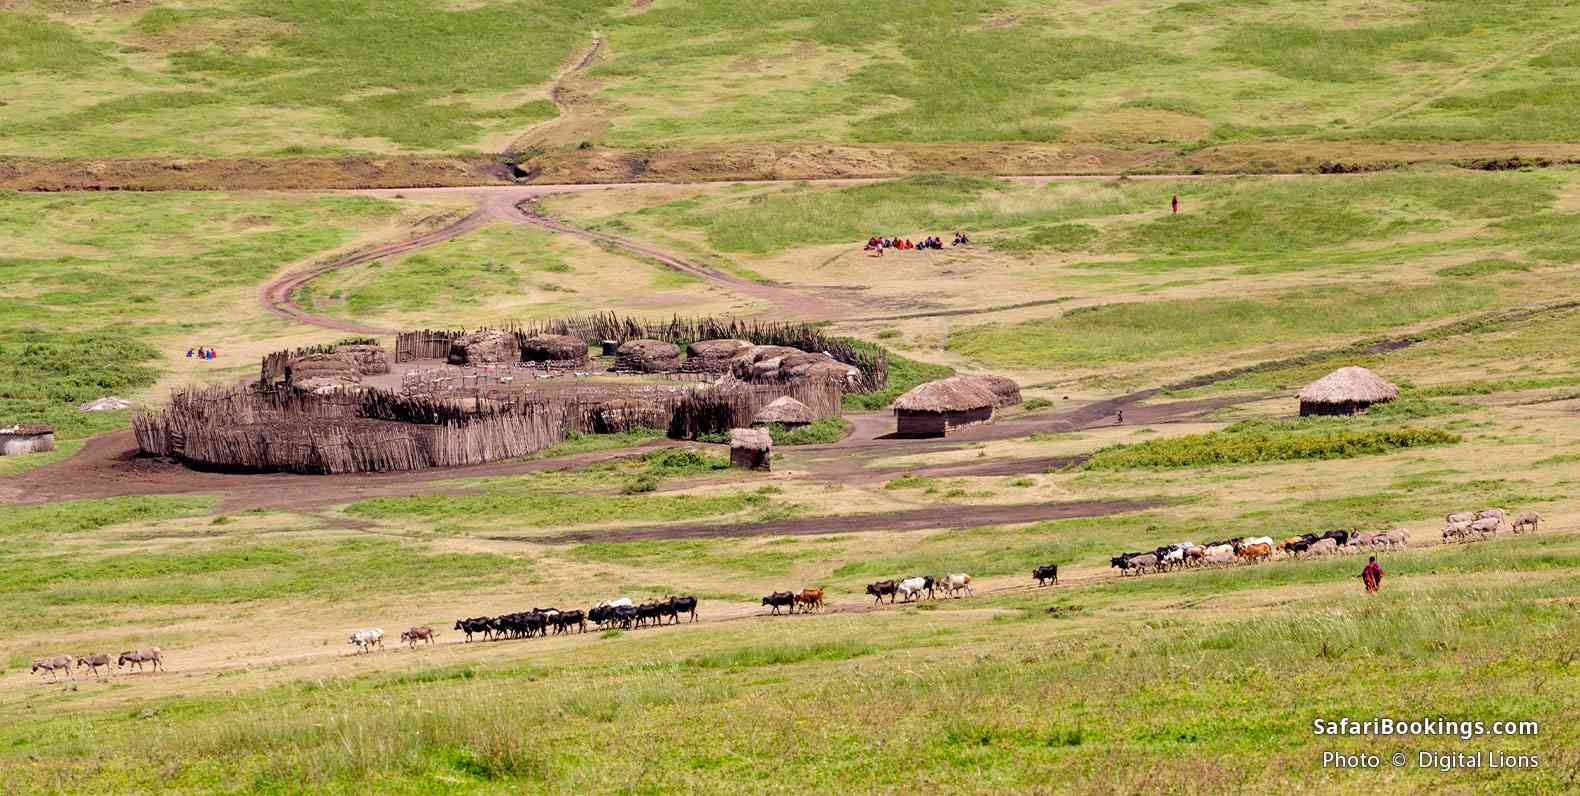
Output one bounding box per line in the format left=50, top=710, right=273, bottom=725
left=134, top=314, right=882, bottom=474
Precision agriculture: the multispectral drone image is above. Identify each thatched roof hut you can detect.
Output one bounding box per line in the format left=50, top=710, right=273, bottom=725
left=616, top=339, right=680, bottom=373
left=683, top=339, right=752, bottom=373
left=285, top=353, right=362, bottom=388
left=1297, top=366, right=1399, bottom=416
left=0, top=423, right=56, bottom=456
left=522, top=334, right=589, bottom=365
left=753, top=396, right=816, bottom=428
left=448, top=330, right=520, bottom=366
left=893, top=376, right=998, bottom=437
left=334, top=344, right=390, bottom=376
left=729, top=427, right=772, bottom=471
left=960, top=374, right=1022, bottom=408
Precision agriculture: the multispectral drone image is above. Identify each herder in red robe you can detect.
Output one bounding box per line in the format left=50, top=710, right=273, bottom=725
left=1361, top=556, right=1384, bottom=593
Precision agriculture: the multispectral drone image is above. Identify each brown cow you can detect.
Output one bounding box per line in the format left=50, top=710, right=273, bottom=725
left=794, top=588, right=825, bottom=614
left=400, top=627, right=437, bottom=649
left=1237, top=542, right=1272, bottom=564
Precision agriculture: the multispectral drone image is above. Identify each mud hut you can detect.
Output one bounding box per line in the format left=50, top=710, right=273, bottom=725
left=730, top=427, right=772, bottom=471
left=960, top=374, right=1023, bottom=408
left=522, top=334, right=589, bottom=366
left=753, top=396, right=816, bottom=429
left=0, top=424, right=56, bottom=456
left=1297, top=366, right=1399, bottom=417
left=334, top=344, right=391, bottom=376
left=893, top=376, right=998, bottom=437
left=285, top=353, right=362, bottom=389
left=683, top=339, right=752, bottom=373
left=448, top=330, right=521, bottom=366
left=616, top=339, right=681, bottom=373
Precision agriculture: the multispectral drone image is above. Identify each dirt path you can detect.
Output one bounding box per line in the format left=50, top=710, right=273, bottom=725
left=528, top=498, right=1158, bottom=543
left=503, top=34, right=604, bottom=156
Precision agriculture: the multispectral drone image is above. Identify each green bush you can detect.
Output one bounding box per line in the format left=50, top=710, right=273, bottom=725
left=766, top=418, right=850, bottom=446
left=1084, top=427, right=1459, bottom=470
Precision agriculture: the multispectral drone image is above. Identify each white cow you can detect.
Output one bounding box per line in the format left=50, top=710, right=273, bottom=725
left=897, top=577, right=931, bottom=602
left=1204, top=549, right=1236, bottom=567
left=1244, top=536, right=1275, bottom=548
left=938, top=573, right=974, bottom=598
left=596, top=597, right=634, bottom=609
left=348, top=628, right=384, bottom=654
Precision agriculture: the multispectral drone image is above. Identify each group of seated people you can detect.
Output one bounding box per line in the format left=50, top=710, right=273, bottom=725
left=863, top=232, right=969, bottom=254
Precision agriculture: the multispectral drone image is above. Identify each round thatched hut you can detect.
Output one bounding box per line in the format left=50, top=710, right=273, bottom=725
left=1298, top=366, right=1399, bottom=416
left=448, top=330, right=521, bottom=366
left=285, top=353, right=362, bottom=389
left=729, top=427, right=772, bottom=471
left=0, top=424, right=55, bottom=456
left=683, top=339, right=752, bottom=373
left=753, top=396, right=816, bottom=429
left=893, top=376, right=999, bottom=437
left=616, top=339, right=681, bottom=373
left=522, top=334, right=589, bottom=366
left=960, top=374, right=1023, bottom=408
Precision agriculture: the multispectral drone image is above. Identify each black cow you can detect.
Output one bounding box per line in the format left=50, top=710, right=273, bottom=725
left=588, top=605, right=612, bottom=629
left=453, top=617, right=490, bottom=642
left=636, top=602, right=665, bottom=628
left=553, top=610, right=586, bottom=634
left=865, top=580, right=897, bottom=605
left=1320, top=529, right=1351, bottom=546
left=762, top=591, right=795, bottom=615
left=668, top=595, right=699, bottom=623
left=1033, top=564, right=1058, bottom=586
left=612, top=605, right=638, bottom=629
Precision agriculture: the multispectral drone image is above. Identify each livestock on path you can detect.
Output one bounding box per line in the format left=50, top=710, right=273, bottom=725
left=401, top=627, right=437, bottom=648
left=865, top=580, right=897, bottom=604
left=118, top=648, right=164, bottom=672
left=347, top=629, right=384, bottom=654
left=1512, top=512, right=1541, bottom=534
left=793, top=588, right=825, bottom=614
left=761, top=591, right=795, bottom=615
left=32, top=656, right=74, bottom=682
left=938, top=573, right=974, bottom=597
left=76, top=654, right=112, bottom=680
left=1033, top=564, right=1058, bottom=586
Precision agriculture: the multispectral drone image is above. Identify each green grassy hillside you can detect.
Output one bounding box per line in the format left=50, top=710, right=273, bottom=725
left=4, top=0, right=1580, bottom=157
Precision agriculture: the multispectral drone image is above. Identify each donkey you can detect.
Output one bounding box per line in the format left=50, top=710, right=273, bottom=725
left=76, top=654, right=112, bottom=680
left=31, top=656, right=74, bottom=682
left=118, top=647, right=164, bottom=673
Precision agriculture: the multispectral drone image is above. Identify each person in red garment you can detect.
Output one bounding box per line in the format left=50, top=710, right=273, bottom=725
left=1171, top=194, right=1180, bottom=215
left=1360, top=556, right=1384, bottom=593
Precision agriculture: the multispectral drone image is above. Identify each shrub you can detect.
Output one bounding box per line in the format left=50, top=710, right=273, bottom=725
left=766, top=418, right=850, bottom=446
left=1084, top=427, right=1459, bottom=470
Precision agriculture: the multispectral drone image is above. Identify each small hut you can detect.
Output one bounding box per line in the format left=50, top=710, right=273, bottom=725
left=893, top=376, right=999, bottom=437
left=0, top=424, right=56, bottom=456
left=1297, top=366, right=1399, bottom=417
left=616, top=339, right=681, bottom=373
left=284, top=353, right=362, bottom=389
left=448, top=330, right=520, bottom=366
left=960, top=374, right=1023, bottom=408
left=729, top=427, right=772, bottom=471
left=753, top=396, right=816, bottom=429
left=683, top=339, right=752, bottom=373
left=522, top=334, right=589, bottom=366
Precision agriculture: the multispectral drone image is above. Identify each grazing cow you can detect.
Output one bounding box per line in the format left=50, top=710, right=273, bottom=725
left=1446, top=511, right=1475, bottom=525
left=401, top=627, right=437, bottom=648
left=897, top=576, right=931, bottom=602
left=762, top=591, right=796, bottom=616
left=793, top=588, right=825, bottom=614
left=1379, top=528, right=1409, bottom=550
left=1468, top=517, right=1500, bottom=539
left=76, top=654, right=112, bottom=680
left=1512, top=512, right=1541, bottom=534
left=668, top=595, right=700, bottom=623
left=1475, top=508, right=1507, bottom=526
left=454, top=617, right=490, bottom=642
left=612, top=605, right=638, bottom=629
left=1033, top=564, right=1059, bottom=586
left=1204, top=549, right=1236, bottom=567
left=1304, top=538, right=1338, bottom=558
left=865, top=580, right=898, bottom=605
left=1236, top=542, right=1272, bottom=564
left=938, top=573, right=974, bottom=597
left=119, top=647, right=165, bottom=671
left=1320, top=529, right=1352, bottom=547
left=347, top=630, right=383, bottom=655
left=31, top=656, right=73, bottom=682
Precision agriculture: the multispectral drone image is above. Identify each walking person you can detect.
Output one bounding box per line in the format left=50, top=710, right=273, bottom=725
left=1116, top=409, right=1124, bottom=425
left=1171, top=194, right=1179, bottom=215
left=1360, top=556, right=1384, bottom=594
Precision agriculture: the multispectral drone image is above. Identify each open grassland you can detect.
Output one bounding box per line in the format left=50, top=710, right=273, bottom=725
left=545, top=168, right=1580, bottom=389
left=5, top=0, right=1580, bottom=159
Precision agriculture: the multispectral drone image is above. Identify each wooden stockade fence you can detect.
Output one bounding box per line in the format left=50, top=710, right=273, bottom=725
left=134, top=376, right=843, bottom=475
left=392, top=313, right=887, bottom=393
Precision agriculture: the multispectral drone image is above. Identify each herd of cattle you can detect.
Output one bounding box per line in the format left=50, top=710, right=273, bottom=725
left=29, top=648, right=163, bottom=682
left=1442, top=508, right=1540, bottom=543
left=446, top=596, right=700, bottom=646
left=1112, top=529, right=1412, bottom=575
